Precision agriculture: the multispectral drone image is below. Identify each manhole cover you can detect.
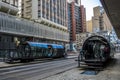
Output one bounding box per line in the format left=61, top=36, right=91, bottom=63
left=81, top=70, right=99, bottom=75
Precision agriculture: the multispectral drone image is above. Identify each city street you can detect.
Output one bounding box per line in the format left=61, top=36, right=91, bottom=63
left=0, top=0, right=120, bottom=80
left=0, top=58, right=77, bottom=80
left=0, top=53, right=120, bottom=80
left=41, top=53, right=120, bottom=80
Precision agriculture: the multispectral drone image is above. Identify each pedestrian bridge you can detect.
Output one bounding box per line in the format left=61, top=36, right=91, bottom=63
left=100, top=0, right=120, bottom=38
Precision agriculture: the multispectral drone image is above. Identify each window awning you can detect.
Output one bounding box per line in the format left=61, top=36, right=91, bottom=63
left=27, top=42, right=64, bottom=49
left=27, top=42, right=48, bottom=48
left=50, top=44, right=64, bottom=49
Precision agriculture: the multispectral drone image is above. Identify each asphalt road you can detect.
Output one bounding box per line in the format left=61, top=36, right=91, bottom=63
left=0, top=58, right=77, bottom=80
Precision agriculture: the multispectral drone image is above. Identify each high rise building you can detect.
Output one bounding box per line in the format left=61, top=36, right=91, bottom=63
left=92, top=6, right=102, bottom=32
left=92, top=6, right=112, bottom=32
left=93, top=6, right=103, bottom=17
left=0, top=0, right=69, bottom=57
left=0, top=0, right=19, bottom=15
left=80, top=5, right=86, bottom=32
left=67, top=0, right=86, bottom=51
left=67, top=0, right=81, bottom=51
left=21, top=0, right=68, bottom=30
left=87, top=20, right=93, bottom=32
left=102, top=11, right=112, bottom=31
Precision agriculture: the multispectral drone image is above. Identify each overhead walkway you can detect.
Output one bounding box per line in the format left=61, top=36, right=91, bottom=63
left=100, top=0, right=120, bottom=38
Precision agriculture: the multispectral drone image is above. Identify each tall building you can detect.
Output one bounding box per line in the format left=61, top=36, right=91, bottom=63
left=80, top=5, right=86, bottom=32
left=102, top=11, right=112, bottom=31
left=92, top=6, right=103, bottom=32
left=0, top=0, right=19, bottom=15
left=93, top=6, right=102, bottom=17
left=0, top=0, right=69, bottom=57
left=0, top=0, right=19, bottom=57
left=21, top=0, right=67, bottom=30
left=92, top=6, right=112, bottom=32
left=87, top=20, right=93, bottom=32
left=67, top=0, right=86, bottom=51
left=67, top=0, right=81, bottom=51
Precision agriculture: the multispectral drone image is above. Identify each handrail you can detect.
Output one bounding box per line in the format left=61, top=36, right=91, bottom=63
left=78, top=49, right=85, bottom=67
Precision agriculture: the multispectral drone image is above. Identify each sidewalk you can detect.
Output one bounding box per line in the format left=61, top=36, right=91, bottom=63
left=66, top=51, right=79, bottom=58
left=0, top=62, right=24, bottom=68
left=42, top=53, right=120, bottom=80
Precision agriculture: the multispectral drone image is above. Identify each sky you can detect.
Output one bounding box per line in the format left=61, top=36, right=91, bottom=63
left=81, top=0, right=102, bottom=21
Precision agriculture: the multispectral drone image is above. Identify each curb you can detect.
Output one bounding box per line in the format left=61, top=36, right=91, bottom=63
left=0, top=60, right=47, bottom=69
left=66, top=56, right=78, bottom=59
left=0, top=56, right=78, bottom=69
left=0, top=58, right=61, bottom=69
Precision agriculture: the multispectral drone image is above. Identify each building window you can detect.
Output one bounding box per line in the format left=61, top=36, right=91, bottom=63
left=11, top=37, right=14, bottom=42
left=38, top=12, right=41, bottom=17
left=53, top=0, right=55, bottom=2
left=10, top=0, right=13, bottom=5
left=6, top=0, right=10, bottom=3
left=0, top=36, right=1, bottom=42
left=38, top=4, right=40, bottom=6
left=14, top=0, right=18, bottom=7
left=2, top=0, right=5, bottom=1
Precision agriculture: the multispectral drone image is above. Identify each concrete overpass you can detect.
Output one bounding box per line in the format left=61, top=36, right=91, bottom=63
left=100, top=0, right=120, bottom=38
